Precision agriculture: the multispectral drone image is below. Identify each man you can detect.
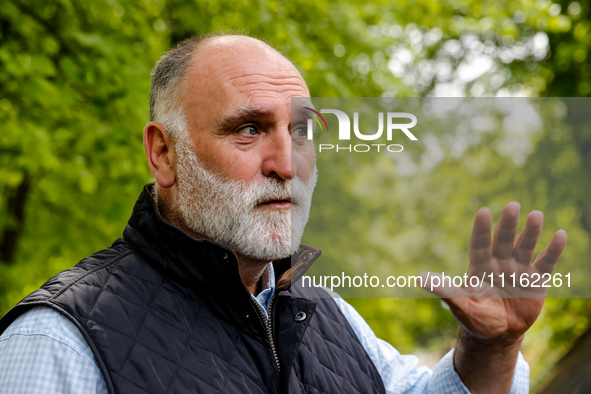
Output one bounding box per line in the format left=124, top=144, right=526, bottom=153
left=0, top=34, right=566, bottom=393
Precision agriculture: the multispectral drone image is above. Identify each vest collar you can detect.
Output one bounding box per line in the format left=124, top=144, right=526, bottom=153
left=123, top=184, right=321, bottom=302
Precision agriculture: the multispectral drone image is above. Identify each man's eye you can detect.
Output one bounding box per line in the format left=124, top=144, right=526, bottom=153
left=237, top=126, right=259, bottom=136
left=293, top=126, right=307, bottom=138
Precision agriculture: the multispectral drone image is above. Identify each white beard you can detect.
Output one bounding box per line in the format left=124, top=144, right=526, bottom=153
left=173, top=137, right=317, bottom=260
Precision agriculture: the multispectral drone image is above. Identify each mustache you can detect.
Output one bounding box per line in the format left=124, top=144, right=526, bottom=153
left=247, top=176, right=314, bottom=208
left=250, top=179, right=292, bottom=206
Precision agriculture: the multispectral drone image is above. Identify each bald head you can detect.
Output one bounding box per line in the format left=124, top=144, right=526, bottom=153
left=195, top=35, right=286, bottom=62
left=149, top=34, right=305, bottom=142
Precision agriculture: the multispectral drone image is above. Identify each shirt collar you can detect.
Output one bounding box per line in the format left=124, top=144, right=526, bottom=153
left=252, top=263, right=276, bottom=320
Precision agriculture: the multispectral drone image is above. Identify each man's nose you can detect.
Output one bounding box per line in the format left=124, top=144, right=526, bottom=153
left=261, top=129, right=293, bottom=180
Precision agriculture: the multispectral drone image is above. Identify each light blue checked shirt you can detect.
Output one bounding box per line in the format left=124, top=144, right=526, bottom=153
left=0, top=264, right=529, bottom=393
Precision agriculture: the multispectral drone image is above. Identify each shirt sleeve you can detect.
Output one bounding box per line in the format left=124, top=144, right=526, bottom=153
left=333, top=297, right=530, bottom=393
left=0, top=307, right=109, bottom=394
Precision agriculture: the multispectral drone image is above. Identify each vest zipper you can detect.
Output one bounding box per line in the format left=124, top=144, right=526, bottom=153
left=251, top=295, right=281, bottom=373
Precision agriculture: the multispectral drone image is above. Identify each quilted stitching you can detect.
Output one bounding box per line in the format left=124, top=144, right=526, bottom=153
left=4, top=248, right=386, bottom=394
left=79, top=257, right=273, bottom=393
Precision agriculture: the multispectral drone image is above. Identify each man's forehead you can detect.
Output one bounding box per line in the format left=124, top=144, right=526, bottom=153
left=178, top=37, right=309, bottom=122
left=183, top=37, right=306, bottom=91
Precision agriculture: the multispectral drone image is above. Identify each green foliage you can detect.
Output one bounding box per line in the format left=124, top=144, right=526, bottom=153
left=1, top=0, right=589, bottom=388
left=0, top=0, right=166, bottom=312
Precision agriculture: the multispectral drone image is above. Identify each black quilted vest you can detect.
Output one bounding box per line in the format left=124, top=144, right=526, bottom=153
left=0, top=186, right=385, bottom=394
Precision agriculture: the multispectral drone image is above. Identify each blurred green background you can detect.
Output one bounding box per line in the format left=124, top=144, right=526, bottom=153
left=0, top=0, right=590, bottom=390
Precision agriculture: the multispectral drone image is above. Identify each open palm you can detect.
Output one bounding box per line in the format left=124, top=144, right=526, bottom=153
left=422, top=202, right=568, bottom=341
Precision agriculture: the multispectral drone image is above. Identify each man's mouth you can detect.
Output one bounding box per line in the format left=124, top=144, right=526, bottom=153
left=257, top=198, right=292, bottom=209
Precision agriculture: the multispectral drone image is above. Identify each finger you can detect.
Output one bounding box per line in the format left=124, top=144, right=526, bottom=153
left=470, top=207, right=492, bottom=266
left=533, top=229, right=568, bottom=274
left=513, top=210, right=544, bottom=264
left=492, top=202, right=520, bottom=260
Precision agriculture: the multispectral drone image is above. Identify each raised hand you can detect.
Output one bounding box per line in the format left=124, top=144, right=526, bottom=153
left=420, top=202, right=567, bottom=393
left=422, top=201, right=567, bottom=340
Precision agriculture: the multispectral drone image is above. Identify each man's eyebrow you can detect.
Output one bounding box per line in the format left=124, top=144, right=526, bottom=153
left=215, top=106, right=274, bottom=134
left=293, top=103, right=317, bottom=119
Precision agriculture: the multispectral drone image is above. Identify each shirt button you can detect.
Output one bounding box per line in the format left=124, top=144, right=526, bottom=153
left=294, top=311, right=307, bottom=322
left=302, top=252, right=312, bottom=261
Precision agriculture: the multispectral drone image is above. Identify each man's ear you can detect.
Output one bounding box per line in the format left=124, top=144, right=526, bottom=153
left=144, top=122, right=176, bottom=188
